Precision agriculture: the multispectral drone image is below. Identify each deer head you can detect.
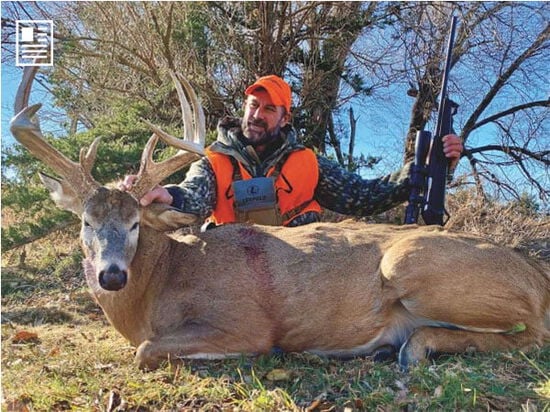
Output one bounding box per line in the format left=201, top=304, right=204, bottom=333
left=10, top=67, right=206, bottom=291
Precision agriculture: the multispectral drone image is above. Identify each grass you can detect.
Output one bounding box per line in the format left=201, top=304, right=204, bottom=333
left=2, top=197, right=550, bottom=411
left=2, top=247, right=549, bottom=411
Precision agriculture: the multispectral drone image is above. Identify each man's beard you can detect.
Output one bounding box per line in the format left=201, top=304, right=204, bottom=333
left=241, top=118, right=281, bottom=148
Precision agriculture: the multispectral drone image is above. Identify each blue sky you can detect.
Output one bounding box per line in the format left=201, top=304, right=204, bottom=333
left=2, top=64, right=64, bottom=149
left=1, top=55, right=408, bottom=179
left=2, top=64, right=21, bottom=148
left=2, top=7, right=547, bottom=201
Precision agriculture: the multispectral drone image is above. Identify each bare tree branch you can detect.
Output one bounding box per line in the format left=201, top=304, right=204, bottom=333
left=472, top=99, right=550, bottom=131
left=467, top=145, right=550, bottom=164
left=347, top=107, right=357, bottom=171
left=461, top=22, right=550, bottom=141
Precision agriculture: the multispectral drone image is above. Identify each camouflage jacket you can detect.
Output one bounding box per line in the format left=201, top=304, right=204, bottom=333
left=166, top=117, right=411, bottom=226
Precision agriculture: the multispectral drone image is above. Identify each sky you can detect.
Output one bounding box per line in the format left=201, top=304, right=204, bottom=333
left=1, top=46, right=408, bottom=180
left=2, top=64, right=65, bottom=149
left=0, top=2, right=412, bottom=180
left=0, top=3, right=472, bottom=182
left=2, top=64, right=21, bottom=148
left=2, top=5, right=548, bottom=204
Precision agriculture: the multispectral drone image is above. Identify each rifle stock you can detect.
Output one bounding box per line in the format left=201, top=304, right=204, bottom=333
left=405, top=16, right=459, bottom=226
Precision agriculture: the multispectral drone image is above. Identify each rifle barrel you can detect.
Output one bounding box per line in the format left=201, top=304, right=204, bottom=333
left=435, top=15, right=458, bottom=138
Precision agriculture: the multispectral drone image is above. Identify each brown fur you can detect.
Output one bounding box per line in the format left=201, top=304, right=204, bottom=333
left=77, top=191, right=549, bottom=369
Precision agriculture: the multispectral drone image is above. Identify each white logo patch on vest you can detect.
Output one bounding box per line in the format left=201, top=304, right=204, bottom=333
left=233, top=177, right=277, bottom=212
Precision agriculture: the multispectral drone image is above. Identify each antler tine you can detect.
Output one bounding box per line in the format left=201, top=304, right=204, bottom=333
left=14, top=66, right=38, bottom=114
left=10, top=67, right=100, bottom=201
left=174, top=72, right=206, bottom=148
left=169, top=71, right=194, bottom=144
left=142, top=120, right=205, bottom=156
left=80, top=137, right=100, bottom=176
left=131, top=72, right=206, bottom=199
left=129, top=133, right=201, bottom=200
left=141, top=71, right=205, bottom=156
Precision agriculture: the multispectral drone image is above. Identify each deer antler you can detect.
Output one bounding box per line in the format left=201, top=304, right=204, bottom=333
left=10, top=67, right=206, bottom=203
left=10, top=66, right=101, bottom=201
left=141, top=71, right=206, bottom=155
left=130, top=72, right=206, bottom=199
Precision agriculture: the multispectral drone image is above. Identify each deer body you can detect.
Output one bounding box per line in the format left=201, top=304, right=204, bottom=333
left=80, top=190, right=550, bottom=369
left=10, top=67, right=549, bottom=370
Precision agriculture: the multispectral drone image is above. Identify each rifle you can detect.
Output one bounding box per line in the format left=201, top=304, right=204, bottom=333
left=404, top=16, right=459, bottom=226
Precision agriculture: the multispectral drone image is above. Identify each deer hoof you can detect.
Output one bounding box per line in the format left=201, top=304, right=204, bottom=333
left=135, top=341, right=162, bottom=370
left=398, top=333, right=434, bottom=372
left=372, top=344, right=397, bottom=362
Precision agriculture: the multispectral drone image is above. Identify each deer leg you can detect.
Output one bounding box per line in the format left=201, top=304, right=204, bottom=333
left=368, top=344, right=396, bottom=362
left=398, top=327, right=539, bottom=371
left=135, top=330, right=272, bottom=370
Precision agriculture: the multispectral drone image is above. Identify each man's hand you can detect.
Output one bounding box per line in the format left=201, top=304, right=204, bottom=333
left=442, top=134, right=463, bottom=170
left=118, top=175, right=173, bottom=207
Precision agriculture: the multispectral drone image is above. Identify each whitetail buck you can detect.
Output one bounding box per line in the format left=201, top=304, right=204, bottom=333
left=10, top=67, right=549, bottom=371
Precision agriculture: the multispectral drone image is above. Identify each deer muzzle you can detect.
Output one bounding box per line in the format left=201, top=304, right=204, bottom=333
left=99, top=263, right=128, bottom=291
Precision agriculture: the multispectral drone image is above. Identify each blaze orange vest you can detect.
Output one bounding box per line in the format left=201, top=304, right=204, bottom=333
left=206, top=148, right=321, bottom=226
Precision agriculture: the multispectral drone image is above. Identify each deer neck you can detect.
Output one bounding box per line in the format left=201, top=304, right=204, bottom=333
left=87, top=226, right=172, bottom=346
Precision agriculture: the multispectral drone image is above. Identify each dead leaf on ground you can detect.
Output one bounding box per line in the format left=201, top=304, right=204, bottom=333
left=5, top=397, right=31, bottom=412
left=80, top=331, right=93, bottom=342
left=51, top=399, right=71, bottom=411
left=433, top=385, right=444, bottom=398
left=265, top=368, right=292, bottom=381
left=12, top=330, right=40, bottom=344
left=48, top=346, right=61, bottom=357
left=94, top=363, right=115, bottom=371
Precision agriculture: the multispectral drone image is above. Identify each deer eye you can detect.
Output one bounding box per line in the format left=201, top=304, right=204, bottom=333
left=130, top=222, right=139, bottom=231
left=83, top=220, right=91, bottom=228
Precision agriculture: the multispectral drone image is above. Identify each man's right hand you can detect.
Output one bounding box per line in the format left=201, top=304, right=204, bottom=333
left=118, top=175, right=173, bottom=207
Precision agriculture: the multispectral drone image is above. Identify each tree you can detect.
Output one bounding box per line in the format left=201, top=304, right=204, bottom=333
left=2, top=1, right=389, bottom=158
left=194, top=1, right=388, bottom=169
left=2, top=1, right=548, bottom=251
left=386, top=2, right=549, bottom=201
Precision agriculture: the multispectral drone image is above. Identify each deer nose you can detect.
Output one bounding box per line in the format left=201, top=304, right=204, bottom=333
left=98, top=264, right=128, bottom=291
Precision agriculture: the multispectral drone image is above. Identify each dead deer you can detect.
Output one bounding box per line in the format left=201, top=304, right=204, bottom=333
left=10, top=67, right=549, bottom=371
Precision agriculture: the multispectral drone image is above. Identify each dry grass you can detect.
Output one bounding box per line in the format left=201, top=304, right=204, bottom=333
left=446, top=191, right=550, bottom=260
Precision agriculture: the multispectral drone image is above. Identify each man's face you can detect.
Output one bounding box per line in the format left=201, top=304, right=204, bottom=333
left=241, top=89, right=289, bottom=149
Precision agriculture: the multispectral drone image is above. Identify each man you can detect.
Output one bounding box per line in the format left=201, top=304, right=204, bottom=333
left=122, top=75, right=463, bottom=227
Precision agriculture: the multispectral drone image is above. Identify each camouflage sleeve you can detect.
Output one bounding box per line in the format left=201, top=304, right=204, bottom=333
left=165, top=157, right=217, bottom=219
left=314, top=155, right=412, bottom=217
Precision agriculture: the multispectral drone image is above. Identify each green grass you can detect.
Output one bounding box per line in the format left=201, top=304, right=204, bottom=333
left=2, top=249, right=549, bottom=411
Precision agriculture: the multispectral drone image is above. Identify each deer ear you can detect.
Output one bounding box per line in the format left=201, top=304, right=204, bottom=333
left=140, top=203, right=198, bottom=232
left=38, top=172, right=83, bottom=216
